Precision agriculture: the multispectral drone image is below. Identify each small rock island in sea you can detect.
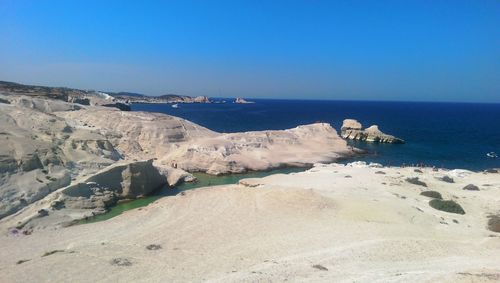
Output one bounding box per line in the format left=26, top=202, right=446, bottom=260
left=341, top=118, right=405, bottom=143
left=234, top=97, right=254, bottom=103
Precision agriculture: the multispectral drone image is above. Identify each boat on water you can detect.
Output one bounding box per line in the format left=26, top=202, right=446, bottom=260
left=486, top=152, right=498, bottom=158
left=171, top=104, right=179, bottom=108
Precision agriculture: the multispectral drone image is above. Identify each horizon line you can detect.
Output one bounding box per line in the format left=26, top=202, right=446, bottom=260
left=2, top=79, right=498, bottom=105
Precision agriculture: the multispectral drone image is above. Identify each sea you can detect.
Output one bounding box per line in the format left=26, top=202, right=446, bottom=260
left=81, top=99, right=499, bottom=223
left=132, top=99, right=500, bottom=171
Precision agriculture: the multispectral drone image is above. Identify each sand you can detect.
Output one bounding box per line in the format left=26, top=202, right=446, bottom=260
left=1, top=162, right=498, bottom=282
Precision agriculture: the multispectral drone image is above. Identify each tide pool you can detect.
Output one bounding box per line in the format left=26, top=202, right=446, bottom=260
left=78, top=167, right=307, bottom=224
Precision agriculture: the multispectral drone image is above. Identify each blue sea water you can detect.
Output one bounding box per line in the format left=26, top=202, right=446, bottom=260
left=132, top=100, right=500, bottom=171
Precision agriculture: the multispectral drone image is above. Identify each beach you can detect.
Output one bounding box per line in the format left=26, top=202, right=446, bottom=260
left=2, top=1, right=498, bottom=281
left=0, top=82, right=499, bottom=282
left=1, top=163, right=499, bottom=282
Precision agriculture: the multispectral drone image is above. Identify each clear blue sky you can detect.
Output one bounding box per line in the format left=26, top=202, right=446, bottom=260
left=0, top=0, right=498, bottom=102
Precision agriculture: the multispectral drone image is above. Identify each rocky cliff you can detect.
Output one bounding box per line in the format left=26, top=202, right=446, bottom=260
left=110, top=92, right=211, bottom=104
left=0, top=96, right=123, bottom=219
left=0, top=91, right=356, bottom=223
left=58, top=108, right=354, bottom=175
left=0, top=160, right=169, bottom=231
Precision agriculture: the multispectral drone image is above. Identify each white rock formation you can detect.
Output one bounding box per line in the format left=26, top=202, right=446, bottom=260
left=341, top=118, right=362, bottom=130
left=234, top=97, right=254, bottom=103
left=167, top=123, right=352, bottom=175
left=58, top=108, right=354, bottom=175
left=0, top=159, right=168, bottom=231
left=193, top=96, right=210, bottom=103
left=341, top=119, right=404, bottom=143
left=0, top=98, right=120, bottom=218
left=0, top=94, right=354, bottom=221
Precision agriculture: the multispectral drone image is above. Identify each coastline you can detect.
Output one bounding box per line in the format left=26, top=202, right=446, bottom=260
left=130, top=101, right=500, bottom=171
left=0, top=90, right=358, bottom=231
left=0, top=82, right=499, bottom=282
left=78, top=166, right=310, bottom=224
left=1, top=162, right=498, bottom=282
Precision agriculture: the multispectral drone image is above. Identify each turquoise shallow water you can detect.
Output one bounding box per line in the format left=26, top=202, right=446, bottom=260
left=79, top=167, right=307, bottom=224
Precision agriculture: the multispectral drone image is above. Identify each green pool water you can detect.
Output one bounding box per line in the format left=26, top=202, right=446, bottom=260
left=78, top=167, right=307, bottom=224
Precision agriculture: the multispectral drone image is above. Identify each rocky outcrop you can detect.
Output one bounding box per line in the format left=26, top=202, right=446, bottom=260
left=58, top=108, right=355, bottom=175
left=0, top=160, right=168, bottom=230
left=56, top=107, right=218, bottom=160
left=0, top=90, right=357, bottom=224
left=0, top=101, right=121, bottom=219
left=60, top=159, right=167, bottom=208
left=194, top=96, right=210, bottom=103
left=0, top=97, right=10, bottom=104
left=154, top=163, right=196, bottom=186
left=163, top=123, right=354, bottom=175
left=101, top=102, right=131, bottom=111
left=341, top=119, right=404, bottom=144
left=234, top=97, right=254, bottom=104
left=109, top=92, right=212, bottom=104
left=68, top=97, right=90, bottom=105
left=3, top=94, right=83, bottom=112
left=0, top=80, right=116, bottom=107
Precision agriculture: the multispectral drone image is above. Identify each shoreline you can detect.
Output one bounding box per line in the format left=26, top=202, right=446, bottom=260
left=1, top=162, right=498, bottom=282
left=0, top=83, right=499, bottom=282
left=77, top=166, right=310, bottom=224
left=79, top=161, right=498, bottom=224
left=64, top=160, right=499, bottom=226
left=0, top=91, right=357, bottom=227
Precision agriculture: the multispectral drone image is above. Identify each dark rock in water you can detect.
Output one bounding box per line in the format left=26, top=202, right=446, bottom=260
left=429, top=199, right=465, bottom=214
left=414, top=169, right=423, bottom=173
left=375, top=171, right=386, bottom=175
left=340, top=119, right=404, bottom=144
left=420, top=191, right=443, bottom=200
left=463, top=184, right=479, bottom=191
left=111, top=258, right=132, bottom=266
left=439, top=176, right=454, bottom=183
left=406, top=177, right=427, bottom=187
left=487, top=215, right=500, bottom=233
left=484, top=169, right=499, bottom=174
left=344, top=175, right=352, bottom=178
left=102, top=102, right=131, bottom=111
